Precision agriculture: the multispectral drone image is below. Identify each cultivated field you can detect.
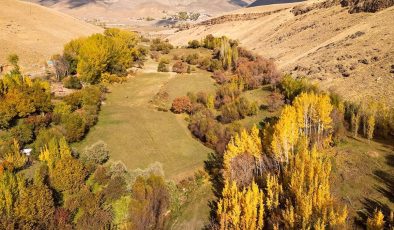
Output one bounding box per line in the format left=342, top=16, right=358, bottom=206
left=75, top=59, right=215, bottom=180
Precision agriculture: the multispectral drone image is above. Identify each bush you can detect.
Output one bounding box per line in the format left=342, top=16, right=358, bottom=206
left=158, top=61, right=169, bottom=72
left=279, top=74, right=319, bottom=102
left=221, top=103, right=240, bottom=123
left=83, top=141, right=110, bottom=165
left=61, top=113, right=86, bottom=142
left=63, top=76, right=82, bottom=89
left=220, top=97, right=258, bottom=123
left=188, top=108, right=241, bottom=153
left=150, top=38, right=174, bottom=54
left=150, top=51, right=160, bottom=61
left=235, top=56, right=281, bottom=89
left=101, top=72, right=125, bottom=84
left=184, top=53, right=199, bottom=65
left=267, top=92, right=284, bottom=112
left=188, top=40, right=200, bottom=49
left=33, top=128, right=63, bottom=155
left=171, top=96, right=192, bottom=114
left=212, top=71, right=228, bottom=84
left=172, top=61, right=189, bottom=74
left=10, top=123, right=33, bottom=145
left=215, top=82, right=243, bottom=107
left=208, top=59, right=223, bottom=72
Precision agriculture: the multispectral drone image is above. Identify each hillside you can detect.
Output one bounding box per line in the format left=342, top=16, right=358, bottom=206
left=0, top=0, right=102, bottom=75
left=168, top=1, right=394, bottom=106
left=30, top=0, right=255, bottom=28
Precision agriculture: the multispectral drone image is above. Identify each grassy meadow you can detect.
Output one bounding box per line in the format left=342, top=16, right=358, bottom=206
left=75, top=59, right=215, bottom=180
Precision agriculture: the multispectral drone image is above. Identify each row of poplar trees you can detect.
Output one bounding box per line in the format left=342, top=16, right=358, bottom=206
left=213, top=92, right=348, bottom=229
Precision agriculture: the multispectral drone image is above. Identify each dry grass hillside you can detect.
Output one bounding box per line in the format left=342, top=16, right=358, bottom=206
left=31, top=0, right=255, bottom=27
left=168, top=1, right=394, bottom=106
left=0, top=0, right=102, bottom=74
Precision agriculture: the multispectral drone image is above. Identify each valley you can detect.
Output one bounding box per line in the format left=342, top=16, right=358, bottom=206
left=0, top=0, right=393, bottom=229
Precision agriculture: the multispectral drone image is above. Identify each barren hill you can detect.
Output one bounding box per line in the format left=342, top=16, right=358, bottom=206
left=0, top=0, right=102, bottom=74
left=168, top=1, right=394, bottom=106
left=30, top=0, right=255, bottom=27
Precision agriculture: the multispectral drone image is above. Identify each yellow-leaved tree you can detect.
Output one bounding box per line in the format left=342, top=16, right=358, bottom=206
left=223, top=126, right=262, bottom=186
left=217, top=180, right=264, bottom=230
left=293, top=92, right=333, bottom=147
left=271, top=105, right=298, bottom=162
left=281, top=140, right=347, bottom=229
left=4, top=139, right=27, bottom=171
left=367, top=209, right=385, bottom=230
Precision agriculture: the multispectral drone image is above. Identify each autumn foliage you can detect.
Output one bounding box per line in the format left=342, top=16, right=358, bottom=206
left=171, top=96, right=192, bottom=114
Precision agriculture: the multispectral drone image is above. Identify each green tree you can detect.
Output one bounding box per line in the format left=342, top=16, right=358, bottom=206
left=7, top=54, right=20, bottom=74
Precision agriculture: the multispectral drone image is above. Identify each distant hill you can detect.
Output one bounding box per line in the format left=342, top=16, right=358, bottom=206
left=168, top=1, right=394, bottom=106
left=30, top=0, right=255, bottom=27
left=0, top=0, right=102, bottom=75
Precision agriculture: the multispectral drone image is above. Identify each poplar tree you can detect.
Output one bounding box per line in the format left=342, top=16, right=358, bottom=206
left=271, top=105, right=298, bottom=162
left=367, top=209, right=385, bottom=230
left=217, top=180, right=264, bottom=230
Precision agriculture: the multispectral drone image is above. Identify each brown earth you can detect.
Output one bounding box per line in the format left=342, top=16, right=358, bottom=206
left=0, top=0, right=102, bottom=75
left=168, top=1, right=394, bottom=106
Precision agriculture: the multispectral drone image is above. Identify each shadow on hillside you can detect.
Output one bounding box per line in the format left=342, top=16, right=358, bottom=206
left=229, top=0, right=250, bottom=7
left=374, top=169, right=394, bottom=203
left=373, top=154, right=394, bottom=203
left=204, top=152, right=225, bottom=222
left=356, top=153, right=394, bottom=227
left=356, top=198, right=392, bottom=228
left=155, top=19, right=177, bottom=27
left=248, top=0, right=304, bottom=7
left=38, top=0, right=97, bottom=9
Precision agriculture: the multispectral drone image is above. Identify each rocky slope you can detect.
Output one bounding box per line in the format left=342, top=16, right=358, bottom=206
left=168, top=0, right=394, bottom=106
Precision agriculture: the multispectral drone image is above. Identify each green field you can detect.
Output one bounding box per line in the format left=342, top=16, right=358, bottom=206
left=75, top=60, right=215, bottom=180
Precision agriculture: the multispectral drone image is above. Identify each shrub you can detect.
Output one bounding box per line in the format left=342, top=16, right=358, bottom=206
left=33, top=128, right=62, bottom=155
left=83, top=141, right=110, bottom=165
left=184, top=53, right=199, bottom=65
left=159, top=57, right=170, bottom=64
left=101, top=72, right=125, bottom=84
left=208, top=59, right=223, bottom=72
left=267, top=91, right=284, bottom=112
left=221, top=103, right=240, bottom=123
left=150, top=38, right=174, bottom=54
left=25, top=114, right=52, bottom=136
left=61, top=113, right=86, bottom=142
left=158, top=61, right=169, bottom=72
left=171, top=96, right=192, bottom=114
left=220, top=97, right=258, bottom=123
left=63, top=76, right=82, bottom=89
left=188, top=40, right=200, bottom=49
left=172, top=61, right=189, bottom=74
left=235, top=56, right=281, bottom=89
left=212, top=71, right=228, bottom=84
left=279, top=74, right=319, bottom=102
left=9, top=123, right=33, bottom=145
left=150, top=51, right=160, bottom=61
left=215, top=81, right=243, bottom=107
